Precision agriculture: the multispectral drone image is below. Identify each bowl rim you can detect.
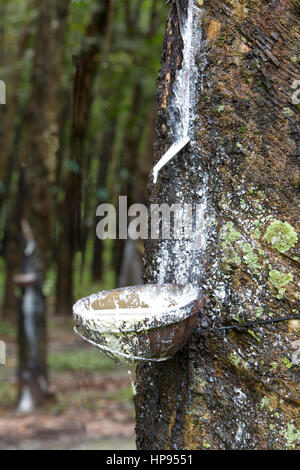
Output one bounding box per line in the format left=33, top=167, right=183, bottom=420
left=73, top=283, right=200, bottom=333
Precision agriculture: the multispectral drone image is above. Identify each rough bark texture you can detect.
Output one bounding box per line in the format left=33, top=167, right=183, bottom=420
left=135, top=0, right=300, bottom=450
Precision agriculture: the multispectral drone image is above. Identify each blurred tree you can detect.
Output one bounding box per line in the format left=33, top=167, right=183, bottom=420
left=113, top=0, right=163, bottom=284
left=91, top=114, right=117, bottom=282
left=0, top=5, right=32, bottom=211
left=0, top=0, right=36, bottom=319
left=17, top=0, right=70, bottom=409
left=56, top=0, right=166, bottom=305
left=0, top=0, right=167, bottom=321
left=55, top=0, right=111, bottom=316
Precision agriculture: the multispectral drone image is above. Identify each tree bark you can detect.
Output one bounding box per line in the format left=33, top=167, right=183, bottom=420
left=135, top=0, right=300, bottom=450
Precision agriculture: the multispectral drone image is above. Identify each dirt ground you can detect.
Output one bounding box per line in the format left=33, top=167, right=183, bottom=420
left=0, top=318, right=136, bottom=450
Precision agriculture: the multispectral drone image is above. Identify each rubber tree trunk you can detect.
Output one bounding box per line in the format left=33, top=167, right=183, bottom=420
left=0, top=17, right=34, bottom=319
left=16, top=221, right=49, bottom=413
left=135, top=0, right=300, bottom=450
left=17, top=0, right=70, bottom=409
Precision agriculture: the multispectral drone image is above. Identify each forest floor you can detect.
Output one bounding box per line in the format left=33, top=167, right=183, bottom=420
left=0, top=317, right=136, bottom=450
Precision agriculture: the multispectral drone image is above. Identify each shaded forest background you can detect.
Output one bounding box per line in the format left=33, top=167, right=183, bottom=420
left=0, top=0, right=166, bottom=319
left=0, top=0, right=167, bottom=449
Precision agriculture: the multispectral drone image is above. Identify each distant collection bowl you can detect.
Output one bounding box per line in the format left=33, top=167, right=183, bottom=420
left=73, top=284, right=201, bottom=364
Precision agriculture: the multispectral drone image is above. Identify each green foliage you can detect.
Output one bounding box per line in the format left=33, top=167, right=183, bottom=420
left=221, top=222, right=242, bottom=267
left=43, top=268, right=56, bottom=298
left=111, top=386, right=133, bottom=403
left=268, top=270, right=293, bottom=288
left=247, top=329, right=261, bottom=343
left=48, top=349, right=115, bottom=373
left=227, top=352, right=248, bottom=370
left=256, top=307, right=264, bottom=317
left=0, top=258, right=6, bottom=308
left=268, top=269, right=293, bottom=299
left=240, top=243, right=261, bottom=274
left=0, top=320, right=15, bottom=340
left=282, top=357, right=293, bottom=369
left=49, top=384, right=133, bottom=416
left=73, top=239, right=116, bottom=300
left=279, top=422, right=300, bottom=449
left=0, top=383, right=16, bottom=407
left=221, top=222, right=242, bottom=243
left=264, top=220, right=298, bottom=253
left=260, top=396, right=270, bottom=409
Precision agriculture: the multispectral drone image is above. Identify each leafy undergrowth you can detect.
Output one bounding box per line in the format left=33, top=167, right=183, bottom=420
left=48, top=385, right=133, bottom=416
left=48, top=349, right=119, bottom=374
left=0, top=320, right=15, bottom=341
left=0, top=383, right=17, bottom=408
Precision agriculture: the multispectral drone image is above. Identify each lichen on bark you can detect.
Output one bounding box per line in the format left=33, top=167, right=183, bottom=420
left=264, top=220, right=298, bottom=254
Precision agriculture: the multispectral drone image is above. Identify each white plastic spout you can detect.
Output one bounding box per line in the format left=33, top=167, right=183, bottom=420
left=152, top=0, right=194, bottom=183
left=152, top=135, right=190, bottom=183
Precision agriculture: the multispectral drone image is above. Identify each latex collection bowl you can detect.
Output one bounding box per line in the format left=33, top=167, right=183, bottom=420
left=73, top=284, right=201, bottom=363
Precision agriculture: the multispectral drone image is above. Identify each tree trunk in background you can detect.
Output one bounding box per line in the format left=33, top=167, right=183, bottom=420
left=113, top=0, right=162, bottom=283
left=0, top=20, right=32, bottom=207
left=0, top=12, right=34, bottom=319
left=92, top=117, right=117, bottom=282
left=137, top=102, right=157, bottom=204
left=2, top=177, right=22, bottom=320
left=55, top=0, right=110, bottom=316
left=135, top=0, right=300, bottom=450
left=113, top=0, right=162, bottom=285
left=16, top=220, right=51, bottom=413
left=116, top=103, right=157, bottom=288
left=114, top=83, right=146, bottom=283
left=17, top=0, right=70, bottom=409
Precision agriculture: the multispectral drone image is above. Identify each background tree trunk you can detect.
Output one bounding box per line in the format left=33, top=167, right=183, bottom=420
left=16, top=220, right=50, bottom=413
left=17, top=0, right=70, bottom=409
left=135, top=0, right=300, bottom=450
left=113, top=0, right=162, bottom=283
left=92, top=116, right=117, bottom=282
left=55, top=0, right=110, bottom=316
left=0, top=9, right=35, bottom=319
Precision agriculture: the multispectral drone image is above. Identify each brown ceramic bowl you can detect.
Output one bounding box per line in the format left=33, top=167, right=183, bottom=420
left=73, top=284, right=201, bottom=363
